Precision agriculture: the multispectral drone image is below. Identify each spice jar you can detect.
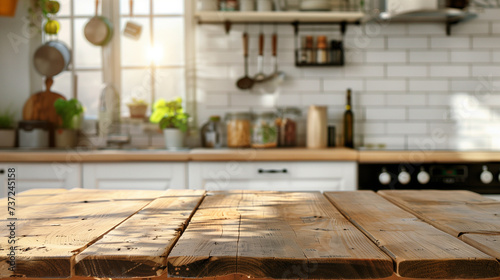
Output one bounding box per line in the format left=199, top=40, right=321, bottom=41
left=300, top=36, right=315, bottom=64
left=201, top=115, right=223, bottom=148
left=276, top=107, right=301, bottom=147
left=252, top=112, right=278, bottom=148
left=226, top=112, right=252, bottom=148
left=316, top=35, right=328, bottom=64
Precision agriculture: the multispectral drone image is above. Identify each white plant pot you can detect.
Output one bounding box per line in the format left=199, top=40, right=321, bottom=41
left=163, top=128, right=184, bottom=149
left=55, top=129, right=77, bottom=148
left=0, top=129, right=16, bottom=148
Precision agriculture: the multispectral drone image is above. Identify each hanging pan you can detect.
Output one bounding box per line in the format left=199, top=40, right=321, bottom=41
left=84, top=0, right=113, bottom=46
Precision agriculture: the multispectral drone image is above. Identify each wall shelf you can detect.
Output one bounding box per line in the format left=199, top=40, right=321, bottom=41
left=195, top=11, right=366, bottom=33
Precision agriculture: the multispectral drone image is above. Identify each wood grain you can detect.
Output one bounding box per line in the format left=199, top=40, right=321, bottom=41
left=0, top=188, right=164, bottom=278
left=379, top=190, right=500, bottom=260
left=74, top=189, right=205, bottom=278
left=168, top=191, right=393, bottom=279
left=325, top=191, right=500, bottom=279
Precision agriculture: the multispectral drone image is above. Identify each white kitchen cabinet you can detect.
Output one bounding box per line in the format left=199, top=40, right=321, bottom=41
left=0, top=163, right=81, bottom=197
left=188, top=161, right=357, bottom=191
left=82, top=163, right=188, bottom=190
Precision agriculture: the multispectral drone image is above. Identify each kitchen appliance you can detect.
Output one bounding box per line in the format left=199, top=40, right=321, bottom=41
left=358, top=162, right=500, bottom=199
left=18, top=120, right=51, bottom=148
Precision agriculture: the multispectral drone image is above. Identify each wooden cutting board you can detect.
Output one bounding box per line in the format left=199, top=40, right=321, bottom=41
left=22, top=77, right=66, bottom=127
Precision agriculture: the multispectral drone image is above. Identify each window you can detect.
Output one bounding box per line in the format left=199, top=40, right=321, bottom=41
left=49, top=0, right=188, bottom=119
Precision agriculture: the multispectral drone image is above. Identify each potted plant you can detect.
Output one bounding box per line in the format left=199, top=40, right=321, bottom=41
left=54, top=98, right=84, bottom=148
left=150, top=97, right=189, bottom=149
left=0, top=109, right=16, bottom=148
left=127, top=98, right=148, bottom=119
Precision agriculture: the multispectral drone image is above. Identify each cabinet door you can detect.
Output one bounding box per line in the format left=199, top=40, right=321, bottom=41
left=82, top=163, right=187, bottom=190
left=0, top=163, right=81, bottom=197
left=188, top=162, right=357, bottom=192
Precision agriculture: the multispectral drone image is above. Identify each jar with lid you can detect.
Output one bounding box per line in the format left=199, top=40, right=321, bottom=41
left=276, top=107, right=301, bottom=147
left=226, top=112, right=252, bottom=148
left=201, top=115, right=223, bottom=148
left=316, top=35, right=328, bottom=64
left=252, top=112, right=278, bottom=148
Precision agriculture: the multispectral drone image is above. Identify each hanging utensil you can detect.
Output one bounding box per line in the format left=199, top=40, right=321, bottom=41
left=123, top=0, right=142, bottom=40
left=253, top=32, right=266, bottom=82
left=33, top=40, right=71, bottom=77
left=262, top=33, right=286, bottom=93
left=84, top=0, right=113, bottom=46
left=236, top=32, right=254, bottom=90
left=23, top=77, right=66, bottom=127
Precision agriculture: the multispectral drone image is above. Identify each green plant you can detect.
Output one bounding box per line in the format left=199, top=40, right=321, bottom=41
left=149, top=97, right=189, bottom=132
left=0, top=108, right=15, bottom=129
left=54, top=98, right=84, bottom=129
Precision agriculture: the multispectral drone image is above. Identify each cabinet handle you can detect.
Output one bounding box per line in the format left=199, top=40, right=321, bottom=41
left=0, top=169, right=4, bottom=175
left=258, top=169, right=288, bottom=174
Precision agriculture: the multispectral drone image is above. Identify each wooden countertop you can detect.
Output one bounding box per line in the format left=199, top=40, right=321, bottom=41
left=0, top=148, right=357, bottom=162
left=2, top=148, right=500, bottom=163
left=2, top=189, right=499, bottom=279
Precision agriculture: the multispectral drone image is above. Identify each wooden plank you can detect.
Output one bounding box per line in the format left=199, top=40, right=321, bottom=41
left=379, top=190, right=500, bottom=260
left=325, top=191, right=500, bottom=279
left=0, top=188, right=67, bottom=208
left=73, top=190, right=205, bottom=278
left=0, top=189, right=165, bottom=278
left=168, top=191, right=393, bottom=279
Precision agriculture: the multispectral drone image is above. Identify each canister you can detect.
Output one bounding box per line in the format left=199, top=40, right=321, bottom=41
left=18, top=120, right=50, bottom=148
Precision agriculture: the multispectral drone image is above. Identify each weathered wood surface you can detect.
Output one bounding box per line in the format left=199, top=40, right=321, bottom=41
left=74, top=189, right=205, bottom=278
left=0, top=188, right=67, bottom=209
left=167, top=191, right=393, bottom=279
left=325, top=191, right=500, bottom=279
left=379, top=190, right=500, bottom=260
left=0, top=188, right=165, bottom=278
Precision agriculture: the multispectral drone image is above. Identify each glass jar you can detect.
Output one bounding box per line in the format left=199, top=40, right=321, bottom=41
left=201, top=115, right=223, bottom=148
left=226, top=112, right=252, bottom=148
left=252, top=112, right=278, bottom=148
left=277, top=107, right=301, bottom=147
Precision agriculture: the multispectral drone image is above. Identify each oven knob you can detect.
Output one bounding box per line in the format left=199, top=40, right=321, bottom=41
left=480, top=166, right=493, bottom=184
left=417, top=168, right=430, bottom=185
left=398, top=168, right=411, bottom=185
left=379, top=168, right=391, bottom=185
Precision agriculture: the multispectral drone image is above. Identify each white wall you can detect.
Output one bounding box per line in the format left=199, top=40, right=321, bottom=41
left=195, top=8, right=500, bottom=150
left=0, top=2, right=36, bottom=121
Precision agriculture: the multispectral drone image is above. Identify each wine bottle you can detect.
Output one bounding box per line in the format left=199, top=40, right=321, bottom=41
left=343, top=88, right=354, bottom=148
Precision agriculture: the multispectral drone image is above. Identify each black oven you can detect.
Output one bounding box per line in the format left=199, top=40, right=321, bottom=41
left=358, top=163, right=500, bottom=196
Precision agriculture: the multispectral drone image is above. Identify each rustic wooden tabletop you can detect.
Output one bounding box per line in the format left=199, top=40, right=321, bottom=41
left=0, top=188, right=499, bottom=280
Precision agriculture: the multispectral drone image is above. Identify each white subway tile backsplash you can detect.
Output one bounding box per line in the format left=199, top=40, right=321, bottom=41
left=323, top=79, right=364, bottom=92
left=386, top=94, right=426, bottom=106
left=431, top=37, right=470, bottom=49
left=366, top=79, right=406, bottom=91
left=366, top=51, right=407, bottom=63
left=409, top=108, right=448, bottom=120
left=388, top=37, right=428, bottom=49
left=450, top=51, right=491, bottom=63
left=366, top=108, right=406, bottom=120
left=409, top=80, right=449, bottom=92
left=472, top=66, right=500, bottom=77
left=408, top=24, right=446, bottom=35
left=409, top=51, right=448, bottom=63
left=195, top=8, right=500, bottom=150
left=344, top=65, right=385, bottom=78
left=452, top=22, right=490, bottom=35
left=430, top=65, right=469, bottom=77
left=387, top=122, right=428, bottom=134
left=472, top=37, right=500, bottom=49
left=387, top=65, right=427, bottom=77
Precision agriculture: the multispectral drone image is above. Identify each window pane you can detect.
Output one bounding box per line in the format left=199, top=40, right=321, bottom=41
left=58, top=0, right=71, bottom=17
left=121, top=18, right=151, bottom=67
left=77, top=71, right=103, bottom=118
left=154, top=0, right=184, bottom=14
left=153, top=17, right=184, bottom=66
left=57, top=19, right=71, bottom=48
left=120, top=0, right=151, bottom=16
left=155, top=68, right=185, bottom=101
left=74, top=19, right=102, bottom=68
left=121, top=69, right=153, bottom=116
left=74, top=0, right=96, bottom=16
left=51, top=71, right=73, bottom=100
